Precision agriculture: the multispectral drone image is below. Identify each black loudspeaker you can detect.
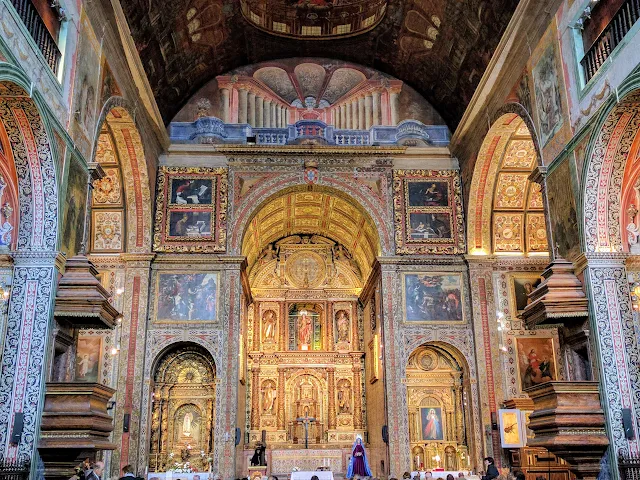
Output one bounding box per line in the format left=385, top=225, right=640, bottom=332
left=123, top=413, right=130, bottom=433
left=623, top=408, right=636, bottom=440
left=382, top=425, right=389, bottom=444
left=262, top=429, right=267, bottom=443
left=10, top=413, right=24, bottom=444
left=235, top=427, right=242, bottom=446
left=491, top=412, right=498, bottom=430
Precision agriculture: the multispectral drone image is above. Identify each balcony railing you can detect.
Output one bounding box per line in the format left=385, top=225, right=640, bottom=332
left=10, top=0, right=61, bottom=75
left=581, top=0, right=640, bottom=83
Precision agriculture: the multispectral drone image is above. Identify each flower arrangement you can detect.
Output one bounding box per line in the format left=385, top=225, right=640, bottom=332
left=292, top=467, right=301, bottom=472
left=170, top=461, right=194, bottom=473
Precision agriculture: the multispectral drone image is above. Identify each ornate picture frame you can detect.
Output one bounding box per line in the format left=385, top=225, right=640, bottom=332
left=393, top=170, right=465, bottom=254
left=368, top=334, right=380, bottom=384
left=514, top=335, right=558, bottom=392
left=498, top=409, right=526, bottom=448
left=153, top=166, right=228, bottom=252
left=402, top=272, right=465, bottom=324
left=153, top=271, right=219, bottom=323
left=508, top=272, right=542, bottom=315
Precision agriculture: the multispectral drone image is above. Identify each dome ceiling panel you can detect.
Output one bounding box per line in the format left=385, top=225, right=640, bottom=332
left=254, top=67, right=298, bottom=102
left=322, top=68, right=366, bottom=104
left=294, top=63, right=326, bottom=99
left=119, top=0, right=520, bottom=129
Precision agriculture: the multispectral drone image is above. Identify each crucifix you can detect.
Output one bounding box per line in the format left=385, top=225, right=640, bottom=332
left=295, top=414, right=316, bottom=449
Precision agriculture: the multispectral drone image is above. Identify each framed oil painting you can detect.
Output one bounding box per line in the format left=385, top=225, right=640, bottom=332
left=420, top=407, right=444, bottom=441
left=394, top=170, right=465, bottom=254
left=61, top=157, right=88, bottom=259
left=155, top=272, right=218, bottom=322
left=532, top=44, right=563, bottom=146
left=515, top=336, right=557, bottom=392
left=403, top=273, right=464, bottom=323
left=499, top=409, right=525, bottom=448
left=168, top=210, right=213, bottom=238
left=509, top=273, right=542, bottom=315
left=407, top=180, right=449, bottom=207
left=153, top=167, right=227, bottom=252
left=368, top=334, right=380, bottom=384
left=75, top=336, right=103, bottom=383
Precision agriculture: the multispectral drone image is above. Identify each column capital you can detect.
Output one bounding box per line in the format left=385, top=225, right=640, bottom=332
left=574, top=251, right=629, bottom=273
left=13, top=250, right=66, bottom=270
left=120, top=253, right=156, bottom=267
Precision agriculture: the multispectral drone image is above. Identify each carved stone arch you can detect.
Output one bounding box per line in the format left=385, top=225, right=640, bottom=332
left=0, top=69, right=59, bottom=251
left=91, top=97, right=152, bottom=252
left=493, top=102, right=544, bottom=164
left=230, top=175, right=392, bottom=257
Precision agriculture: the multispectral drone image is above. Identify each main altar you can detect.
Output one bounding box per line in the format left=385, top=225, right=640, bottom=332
left=245, top=234, right=366, bottom=466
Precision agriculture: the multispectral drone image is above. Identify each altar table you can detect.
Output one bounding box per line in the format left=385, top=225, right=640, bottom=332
left=291, top=471, right=335, bottom=480
left=148, top=472, right=210, bottom=480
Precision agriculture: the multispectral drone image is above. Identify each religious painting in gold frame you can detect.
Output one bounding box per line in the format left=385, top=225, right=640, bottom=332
left=514, top=336, right=557, bottom=392
left=153, top=166, right=227, bottom=252
left=75, top=335, right=103, bottom=383
left=508, top=273, right=542, bottom=315
left=154, top=271, right=219, bottom=323
left=402, top=272, right=465, bottom=324
left=393, top=170, right=465, bottom=254
left=498, top=409, right=525, bottom=448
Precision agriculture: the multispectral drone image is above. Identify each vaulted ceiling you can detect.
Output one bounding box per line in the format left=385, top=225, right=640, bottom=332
left=120, top=0, right=519, bottom=130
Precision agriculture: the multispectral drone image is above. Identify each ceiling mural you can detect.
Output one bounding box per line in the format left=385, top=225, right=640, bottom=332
left=120, top=0, right=519, bottom=128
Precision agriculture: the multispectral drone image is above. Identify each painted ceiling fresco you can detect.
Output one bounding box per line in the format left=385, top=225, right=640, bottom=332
left=120, top=0, right=519, bottom=129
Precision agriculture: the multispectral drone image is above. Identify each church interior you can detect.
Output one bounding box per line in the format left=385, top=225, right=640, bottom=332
left=1, top=0, right=640, bottom=479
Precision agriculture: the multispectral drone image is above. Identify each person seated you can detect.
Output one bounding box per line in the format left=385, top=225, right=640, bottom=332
left=447, top=475, right=455, bottom=480
left=482, top=457, right=499, bottom=480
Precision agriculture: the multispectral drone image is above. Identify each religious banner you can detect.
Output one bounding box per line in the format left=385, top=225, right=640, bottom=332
left=153, top=167, right=227, bottom=252
left=393, top=170, right=465, bottom=254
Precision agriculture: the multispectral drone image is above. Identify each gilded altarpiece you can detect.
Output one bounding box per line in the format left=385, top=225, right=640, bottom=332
left=406, top=346, right=470, bottom=472
left=247, top=235, right=365, bottom=450
left=149, top=345, right=217, bottom=472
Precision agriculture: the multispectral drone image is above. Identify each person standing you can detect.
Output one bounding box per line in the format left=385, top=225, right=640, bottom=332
left=84, top=461, right=104, bottom=480
left=481, top=457, right=499, bottom=480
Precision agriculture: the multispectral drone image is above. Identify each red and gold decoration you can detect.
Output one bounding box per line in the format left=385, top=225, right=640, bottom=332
left=153, top=167, right=228, bottom=252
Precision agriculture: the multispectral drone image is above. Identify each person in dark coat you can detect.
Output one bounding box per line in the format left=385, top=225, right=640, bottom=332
left=482, top=457, right=499, bottom=480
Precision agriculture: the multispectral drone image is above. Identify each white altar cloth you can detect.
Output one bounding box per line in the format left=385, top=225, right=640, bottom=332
left=291, top=471, right=335, bottom=480
left=148, top=472, right=211, bottom=480
left=411, top=471, right=477, bottom=480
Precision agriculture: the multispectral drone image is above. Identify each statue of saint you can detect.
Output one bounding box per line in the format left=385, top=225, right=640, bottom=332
left=336, top=310, right=349, bottom=343
left=298, top=312, right=313, bottom=347
left=262, top=310, right=276, bottom=341
left=182, top=412, right=193, bottom=437
left=338, top=381, right=351, bottom=414
left=262, top=382, right=276, bottom=413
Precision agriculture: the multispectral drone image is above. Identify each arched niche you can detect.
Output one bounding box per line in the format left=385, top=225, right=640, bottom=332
left=405, top=343, right=473, bottom=472
left=148, top=343, right=216, bottom=473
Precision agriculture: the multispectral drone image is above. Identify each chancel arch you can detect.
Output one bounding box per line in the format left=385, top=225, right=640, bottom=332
left=148, top=343, right=217, bottom=472
left=242, top=186, right=379, bottom=473
left=406, top=343, right=473, bottom=473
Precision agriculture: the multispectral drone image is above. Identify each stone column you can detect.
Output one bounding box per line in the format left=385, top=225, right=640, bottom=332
left=351, top=99, right=359, bottom=129
left=372, top=90, right=381, bottom=126
left=271, top=103, right=277, bottom=128
left=389, top=89, right=400, bottom=126
left=352, top=356, right=363, bottom=429
left=364, top=95, right=373, bottom=129
left=0, top=252, right=61, bottom=464
left=581, top=253, right=640, bottom=467
left=238, top=88, right=248, bottom=124
left=334, top=108, right=340, bottom=128
left=247, top=91, right=256, bottom=127
left=346, top=102, right=352, bottom=129
left=358, top=96, right=365, bottom=130
left=256, top=97, right=264, bottom=128
left=221, top=88, right=231, bottom=123
left=282, top=107, right=289, bottom=126
left=277, top=368, right=286, bottom=430
left=264, top=99, right=272, bottom=128
left=251, top=366, right=260, bottom=430
left=276, top=105, right=282, bottom=128
left=327, top=368, right=336, bottom=430
left=340, top=104, right=347, bottom=129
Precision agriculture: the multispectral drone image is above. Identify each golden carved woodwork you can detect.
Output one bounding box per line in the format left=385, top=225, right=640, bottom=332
left=149, top=345, right=216, bottom=472
left=242, top=191, right=380, bottom=280
left=407, top=345, right=470, bottom=471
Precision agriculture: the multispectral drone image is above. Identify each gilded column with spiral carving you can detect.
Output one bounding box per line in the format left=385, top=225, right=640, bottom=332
left=352, top=358, right=363, bottom=429
left=253, top=304, right=260, bottom=351
left=251, top=367, right=260, bottom=430
left=279, top=302, right=287, bottom=351
left=328, top=367, right=336, bottom=429
left=455, top=384, right=464, bottom=443
left=205, top=396, right=214, bottom=452
left=351, top=301, right=359, bottom=350
left=149, top=388, right=161, bottom=469
left=277, top=368, right=286, bottom=430
left=327, top=302, right=334, bottom=350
